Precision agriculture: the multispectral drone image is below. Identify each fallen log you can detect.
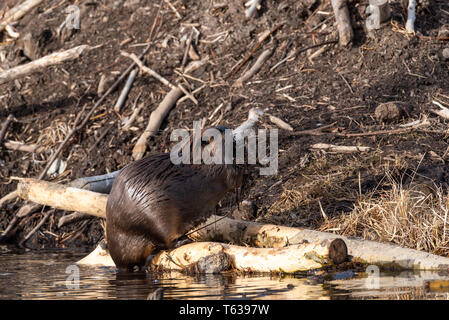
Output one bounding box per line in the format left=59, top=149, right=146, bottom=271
left=16, top=178, right=107, bottom=218
left=14, top=178, right=449, bottom=271
left=78, top=239, right=347, bottom=272
left=0, top=45, right=90, bottom=85
left=189, top=216, right=449, bottom=271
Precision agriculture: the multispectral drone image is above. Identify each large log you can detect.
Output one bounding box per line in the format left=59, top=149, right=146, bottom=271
left=190, top=216, right=449, bottom=271
left=15, top=178, right=449, bottom=271
left=78, top=239, right=347, bottom=272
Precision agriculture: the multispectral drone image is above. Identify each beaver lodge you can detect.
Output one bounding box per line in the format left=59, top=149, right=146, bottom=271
left=1, top=0, right=449, bottom=274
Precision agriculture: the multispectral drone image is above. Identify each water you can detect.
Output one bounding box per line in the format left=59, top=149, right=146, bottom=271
left=0, top=251, right=448, bottom=300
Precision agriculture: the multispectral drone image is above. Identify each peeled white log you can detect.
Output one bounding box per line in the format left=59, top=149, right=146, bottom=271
left=16, top=178, right=107, bottom=218
left=78, top=239, right=347, bottom=272
left=190, top=216, right=449, bottom=271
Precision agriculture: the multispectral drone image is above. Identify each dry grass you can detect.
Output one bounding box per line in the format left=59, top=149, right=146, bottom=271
left=320, top=178, right=449, bottom=256
left=262, top=150, right=449, bottom=257
left=36, top=118, right=71, bottom=150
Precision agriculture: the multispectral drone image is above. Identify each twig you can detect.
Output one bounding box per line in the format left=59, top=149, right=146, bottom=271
left=122, top=94, right=144, bottom=130
left=290, top=122, right=337, bottom=136
left=0, top=190, right=18, bottom=208
left=164, top=0, right=182, bottom=19
left=338, top=72, right=354, bottom=94
left=176, top=84, right=206, bottom=105
left=88, top=122, right=115, bottom=153
left=121, top=51, right=176, bottom=90
left=0, top=45, right=91, bottom=85
left=58, top=212, right=92, bottom=229
left=0, top=115, right=14, bottom=145
left=226, top=23, right=283, bottom=79
left=3, top=141, right=45, bottom=153
left=122, top=51, right=197, bottom=105
left=431, top=100, right=449, bottom=120
left=181, top=29, right=194, bottom=71
left=310, top=143, right=371, bottom=153
left=19, top=209, right=53, bottom=246
left=267, top=114, right=293, bottom=131
left=132, top=87, right=184, bottom=160
left=114, top=68, right=138, bottom=113
left=234, top=48, right=273, bottom=86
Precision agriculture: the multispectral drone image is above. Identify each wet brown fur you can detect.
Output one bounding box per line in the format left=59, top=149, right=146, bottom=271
left=106, top=129, right=244, bottom=270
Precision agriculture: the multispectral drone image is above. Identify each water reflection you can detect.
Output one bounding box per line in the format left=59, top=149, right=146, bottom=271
left=0, top=251, right=448, bottom=300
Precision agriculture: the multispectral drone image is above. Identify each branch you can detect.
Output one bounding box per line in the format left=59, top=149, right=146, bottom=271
left=331, top=0, right=354, bottom=46
left=0, top=45, right=91, bottom=85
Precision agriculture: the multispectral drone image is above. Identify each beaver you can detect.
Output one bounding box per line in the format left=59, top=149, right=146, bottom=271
left=106, top=126, right=244, bottom=271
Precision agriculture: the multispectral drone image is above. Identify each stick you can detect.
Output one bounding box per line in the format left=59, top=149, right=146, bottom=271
left=58, top=212, right=92, bottom=229
left=310, top=143, right=371, bottom=153
left=330, top=0, right=354, bottom=46
left=181, top=29, right=194, bottom=71
left=0, top=0, right=45, bottom=32
left=0, top=190, right=18, bottom=208
left=431, top=100, right=449, bottom=120
left=121, top=51, right=196, bottom=104
left=3, top=141, right=45, bottom=153
left=132, top=87, right=184, bottom=160
left=290, top=122, right=337, bottom=136
left=234, top=48, right=272, bottom=86
left=121, top=51, right=176, bottom=90
left=122, top=101, right=145, bottom=130
left=19, top=209, right=53, bottom=246
left=0, top=115, right=14, bottom=145
left=227, top=23, right=283, bottom=79
left=87, top=122, right=115, bottom=153
left=267, top=114, right=293, bottom=131
left=405, top=0, right=416, bottom=33
left=114, top=68, right=137, bottom=113
left=0, top=45, right=90, bottom=85
left=164, top=0, right=182, bottom=19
